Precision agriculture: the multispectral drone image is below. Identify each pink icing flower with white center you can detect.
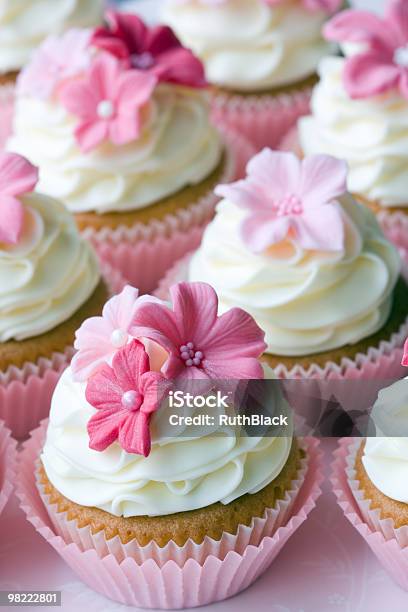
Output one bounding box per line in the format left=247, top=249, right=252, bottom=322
left=59, top=53, right=157, bottom=152
left=71, top=285, right=160, bottom=382
left=215, top=149, right=347, bottom=254
left=86, top=339, right=167, bottom=456
left=324, top=0, right=408, bottom=100
left=172, top=0, right=341, bottom=12
left=91, top=11, right=206, bottom=88
left=130, top=281, right=266, bottom=380
left=17, top=29, right=92, bottom=99
left=0, top=153, right=39, bottom=245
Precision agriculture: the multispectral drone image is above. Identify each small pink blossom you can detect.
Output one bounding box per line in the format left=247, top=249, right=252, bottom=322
left=91, top=11, right=206, bottom=88
left=172, top=0, right=341, bottom=12
left=59, top=53, right=157, bottom=152
left=86, top=340, right=167, bottom=456
left=215, top=149, right=346, bottom=254
left=324, top=0, right=408, bottom=100
left=130, top=281, right=266, bottom=380
left=17, top=29, right=92, bottom=99
left=72, top=285, right=159, bottom=382
left=0, top=153, right=38, bottom=245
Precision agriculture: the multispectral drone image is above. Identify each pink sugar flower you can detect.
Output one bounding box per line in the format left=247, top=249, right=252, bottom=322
left=86, top=340, right=167, bottom=456
left=324, top=0, right=408, bottom=100
left=59, top=52, right=157, bottom=152
left=71, top=285, right=160, bottom=382
left=0, top=153, right=38, bottom=245
left=17, top=29, right=92, bottom=99
left=91, top=11, right=206, bottom=88
left=216, top=149, right=346, bottom=254
left=130, top=281, right=266, bottom=380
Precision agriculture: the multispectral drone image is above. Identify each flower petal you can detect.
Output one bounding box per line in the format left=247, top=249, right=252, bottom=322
left=119, top=411, right=151, bottom=456
left=75, top=120, right=109, bottom=153
left=169, top=281, right=220, bottom=346
left=102, top=285, right=139, bottom=329
left=386, top=0, right=408, bottom=46
left=241, top=213, right=290, bottom=253
left=112, top=339, right=149, bottom=392
left=294, top=204, right=345, bottom=252
left=85, top=363, right=124, bottom=411
left=324, top=10, right=396, bottom=49
left=0, top=195, right=24, bottom=245
left=87, top=407, right=126, bottom=452
left=300, top=154, right=347, bottom=209
left=153, top=48, right=206, bottom=87
left=204, top=307, right=266, bottom=362
left=140, top=371, right=168, bottom=414
left=246, top=149, right=301, bottom=202
left=343, top=51, right=400, bottom=99
left=215, top=179, right=267, bottom=211
left=203, top=356, right=264, bottom=380
left=0, top=153, right=38, bottom=196
left=131, top=301, right=180, bottom=354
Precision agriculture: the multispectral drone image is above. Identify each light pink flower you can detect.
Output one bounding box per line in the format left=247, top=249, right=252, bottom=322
left=59, top=53, right=157, bottom=152
left=324, top=0, right=408, bottom=99
left=72, top=285, right=159, bottom=382
left=130, top=281, right=266, bottom=380
left=173, top=0, right=341, bottom=12
left=0, top=153, right=38, bottom=245
left=215, top=149, right=346, bottom=254
left=86, top=340, right=167, bottom=456
left=91, top=11, right=206, bottom=88
left=17, top=29, right=92, bottom=99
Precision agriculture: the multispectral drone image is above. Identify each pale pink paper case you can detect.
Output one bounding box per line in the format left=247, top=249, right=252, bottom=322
left=17, top=421, right=322, bottom=609
left=155, top=255, right=408, bottom=383
left=0, top=263, right=126, bottom=440
left=0, top=420, right=17, bottom=517
left=332, top=438, right=408, bottom=592
left=86, top=129, right=255, bottom=294
left=211, top=85, right=312, bottom=152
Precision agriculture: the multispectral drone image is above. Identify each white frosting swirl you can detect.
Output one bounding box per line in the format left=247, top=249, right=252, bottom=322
left=188, top=194, right=400, bottom=356
left=163, top=0, right=335, bottom=91
left=0, top=0, right=103, bottom=74
left=8, top=84, right=222, bottom=214
left=41, top=365, right=293, bottom=517
left=0, top=193, right=100, bottom=342
left=299, top=56, right=408, bottom=208
left=363, top=377, right=408, bottom=502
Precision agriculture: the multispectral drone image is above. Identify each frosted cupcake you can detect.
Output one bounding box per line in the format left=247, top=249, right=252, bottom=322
left=333, top=349, right=408, bottom=590
left=0, top=0, right=104, bottom=148
left=17, top=281, right=322, bottom=608
left=162, top=0, right=342, bottom=149
left=8, top=12, right=242, bottom=292
left=0, top=152, right=113, bottom=438
left=160, top=149, right=407, bottom=379
left=298, top=1, right=408, bottom=251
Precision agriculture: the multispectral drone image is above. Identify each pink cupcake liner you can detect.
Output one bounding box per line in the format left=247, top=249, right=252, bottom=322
left=17, top=422, right=322, bottom=609
left=0, top=82, right=15, bottom=151
left=156, top=254, right=408, bottom=384
left=211, top=85, right=312, bottom=152
left=0, top=420, right=17, bottom=517
left=0, top=263, right=126, bottom=440
left=332, top=438, right=408, bottom=592
left=85, top=129, right=255, bottom=295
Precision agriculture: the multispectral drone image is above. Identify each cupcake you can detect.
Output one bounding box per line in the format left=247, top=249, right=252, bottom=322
left=0, top=420, right=17, bottom=517
left=0, top=0, right=104, bottom=148
left=158, top=149, right=408, bottom=379
left=162, top=0, right=342, bottom=150
left=17, top=281, right=322, bottom=608
left=333, top=351, right=408, bottom=591
left=7, top=12, right=246, bottom=293
left=0, top=151, right=119, bottom=438
left=297, top=1, right=408, bottom=252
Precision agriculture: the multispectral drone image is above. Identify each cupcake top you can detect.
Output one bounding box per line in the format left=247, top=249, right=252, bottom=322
left=41, top=281, right=293, bottom=517
left=0, top=0, right=104, bottom=75
left=188, top=149, right=400, bottom=357
left=0, top=152, right=100, bottom=343
left=299, top=0, right=408, bottom=207
left=8, top=12, right=222, bottom=215
left=162, top=0, right=341, bottom=92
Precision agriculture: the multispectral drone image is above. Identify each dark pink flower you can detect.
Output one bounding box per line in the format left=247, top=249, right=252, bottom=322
left=216, top=149, right=346, bottom=254
left=59, top=53, right=157, bottom=152
left=86, top=339, right=167, bottom=456
left=0, top=153, right=38, bottom=245
left=130, top=281, right=266, bottom=380
left=324, top=0, right=408, bottom=99
left=91, top=11, right=206, bottom=88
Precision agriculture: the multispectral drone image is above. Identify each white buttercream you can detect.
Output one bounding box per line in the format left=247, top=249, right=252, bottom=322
left=363, top=377, right=408, bottom=502
left=188, top=193, right=400, bottom=356
left=163, top=0, right=334, bottom=91
left=0, top=0, right=104, bottom=74
left=41, top=364, right=293, bottom=517
left=0, top=193, right=100, bottom=342
left=299, top=56, right=408, bottom=208
left=8, top=84, right=222, bottom=214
